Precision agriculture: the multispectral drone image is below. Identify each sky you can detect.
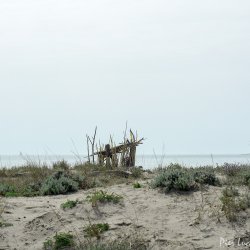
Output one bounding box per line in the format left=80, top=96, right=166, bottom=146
left=0, top=0, right=250, bottom=155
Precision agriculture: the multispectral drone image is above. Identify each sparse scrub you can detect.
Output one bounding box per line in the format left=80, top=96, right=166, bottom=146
left=131, top=167, right=143, bottom=178
left=133, top=182, right=142, bottom=188
left=222, top=186, right=239, bottom=197
left=52, top=160, right=71, bottom=171
left=220, top=186, right=250, bottom=222
left=84, top=223, right=109, bottom=239
left=61, top=199, right=80, bottom=210
left=0, top=164, right=53, bottom=197
left=80, top=238, right=148, bottom=250
left=43, top=232, right=74, bottom=250
left=0, top=199, right=13, bottom=228
left=216, top=163, right=250, bottom=186
left=87, top=190, right=123, bottom=206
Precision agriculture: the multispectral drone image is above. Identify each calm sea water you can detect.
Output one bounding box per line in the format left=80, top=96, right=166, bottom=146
left=0, top=154, right=250, bottom=169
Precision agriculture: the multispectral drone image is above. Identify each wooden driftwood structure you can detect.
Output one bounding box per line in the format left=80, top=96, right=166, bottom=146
left=86, top=128, right=144, bottom=168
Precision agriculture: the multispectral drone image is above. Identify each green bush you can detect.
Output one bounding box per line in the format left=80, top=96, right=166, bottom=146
left=151, top=165, right=219, bottom=193
left=84, top=223, right=109, bottom=239
left=44, top=233, right=74, bottom=250
left=61, top=199, right=79, bottom=210
left=40, top=171, right=78, bottom=195
left=192, top=168, right=218, bottom=186
left=0, top=183, right=16, bottom=196
left=0, top=221, right=13, bottom=228
left=131, top=167, right=143, bottom=178
left=222, top=186, right=239, bottom=197
left=151, top=166, right=197, bottom=192
left=87, top=190, right=123, bottom=206
left=133, top=182, right=142, bottom=188
left=80, top=238, right=147, bottom=250
left=220, top=187, right=250, bottom=222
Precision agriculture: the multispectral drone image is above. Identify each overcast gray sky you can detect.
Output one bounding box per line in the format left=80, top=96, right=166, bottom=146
left=0, top=0, right=250, bottom=155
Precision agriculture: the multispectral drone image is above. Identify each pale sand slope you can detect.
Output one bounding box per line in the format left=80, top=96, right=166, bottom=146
left=1, top=182, right=250, bottom=250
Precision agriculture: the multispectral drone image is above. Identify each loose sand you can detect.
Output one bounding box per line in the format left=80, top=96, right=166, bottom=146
left=1, top=181, right=250, bottom=250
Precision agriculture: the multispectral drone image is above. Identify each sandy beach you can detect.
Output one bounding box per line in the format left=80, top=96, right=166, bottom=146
left=1, top=177, right=250, bottom=250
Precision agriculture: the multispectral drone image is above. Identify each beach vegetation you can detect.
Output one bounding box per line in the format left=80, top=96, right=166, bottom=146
left=79, top=239, right=147, bottom=250
left=131, top=167, right=143, bottom=178
left=52, top=160, right=71, bottom=171
left=216, top=163, right=250, bottom=186
left=61, top=199, right=80, bottom=210
left=151, top=164, right=219, bottom=192
left=40, top=171, right=79, bottom=195
left=84, top=223, right=109, bottom=239
left=220, top=186, right=250, bottom=222
left=43, top=232, right=74, bottom=250
left=86, top=190, right=123, bottom=206
left=133, top=182, right=142, bottom=188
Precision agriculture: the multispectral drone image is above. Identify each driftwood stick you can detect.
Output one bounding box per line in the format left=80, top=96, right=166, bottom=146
left=86, top=134, right=90, bottom=162
left=91, top=126, right=97, bottom=164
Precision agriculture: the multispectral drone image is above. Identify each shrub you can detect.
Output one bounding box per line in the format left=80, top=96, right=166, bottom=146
left=131, top=167, right=143, bottom=178
left=133, top=182, right=142, bottom=188
left=84, top=223, right=109, bottom=239
left=44, top=232, right=74, bottom=250
left=217, top=163, right=250, bottom=186
left=151, top=165, right=220, bottom=193
left=0, top=183, right=16, bottom=196
left=222, top=186, right=239, bottom=197
left=71, top=174, right=95, bottom=189
left=52, top=160, right=70, bottom=171
left=220, top=187, right=250, bottom=222
left=192, top=168, right=218, bottom=186
left=80, top=239, right=147, bottom=250
left=40, top=171, right=78, bottom=195
left=151, top=166, right=197, bottom=192
left=0, top=221, right=13, bottom=228
left=61, top=199, right=79, bottom=210
left=87, top=190, right=123, bottom=206
left=220, top=187, right=240, bottom=222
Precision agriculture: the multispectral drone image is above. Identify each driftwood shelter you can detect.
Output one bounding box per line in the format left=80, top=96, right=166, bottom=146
left=86, top=128, right=144, bottom=168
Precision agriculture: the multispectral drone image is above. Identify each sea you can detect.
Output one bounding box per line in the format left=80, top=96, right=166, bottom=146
left=0, top=154, right=250, bottom=169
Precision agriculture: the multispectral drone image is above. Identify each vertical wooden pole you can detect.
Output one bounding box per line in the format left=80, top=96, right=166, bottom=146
left=105, top=144, right=111, bottom=168
left=86, top=135, right=90, bottom=163
left=91, top=127, right=97, bottom=164
left=130, top=145, right=136, bottom=167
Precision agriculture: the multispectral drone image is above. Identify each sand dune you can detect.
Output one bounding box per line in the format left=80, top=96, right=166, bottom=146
left=1, top=182, right=250, bottom=250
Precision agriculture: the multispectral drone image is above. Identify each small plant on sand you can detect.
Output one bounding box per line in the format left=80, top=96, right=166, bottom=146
left=220, top=186, right=250, bottom=222
left=0, top=221, right=13, bottom=228
left=86, top=190, right=123, bottom=206
left=133, top=182, right=142, bottom=188
left=84, top=223, right=109, bottom=239
left=61, top=199, right=79, bottom=210
left=131, top=167, right=143, bottom=178
left=40, top=171, right=79, bottom=195
left=0, top=199, right=13, bottom=228
left=43, top=232, right=74, bottom=250
left=80, top=238, right=148, bottom=250
left=220, top=187, right=240, bottom=222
